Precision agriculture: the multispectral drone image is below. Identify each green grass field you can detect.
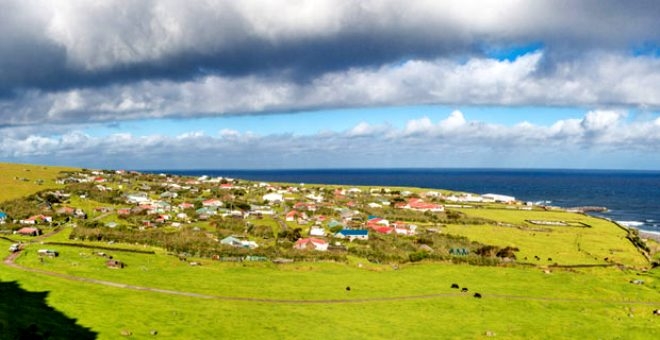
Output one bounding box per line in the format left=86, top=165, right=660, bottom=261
left=0, top=163, right=77, bottom=202
left=2, top=235, right=660, bottom=339
left=1, top=163, right=659, bottom=339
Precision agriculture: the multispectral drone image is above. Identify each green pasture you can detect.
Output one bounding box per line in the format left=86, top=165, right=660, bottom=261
left=0, top=163, right=76, bottom=202
left=2, top=234, right=660, bottom=339
left=445, top=207, right=648, bottom=267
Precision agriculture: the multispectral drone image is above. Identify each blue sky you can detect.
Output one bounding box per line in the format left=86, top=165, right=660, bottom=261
left=83, top=105, right=597, bottom=138
left=2, top=1, right=660, bottom=170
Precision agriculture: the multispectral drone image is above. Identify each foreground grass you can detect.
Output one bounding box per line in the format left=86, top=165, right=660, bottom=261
left=3, top=235, right=660, bottom=339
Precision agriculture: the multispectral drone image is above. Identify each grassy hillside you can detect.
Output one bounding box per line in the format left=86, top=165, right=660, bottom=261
left=0, top=163, right=658, bottom=339
left=0, top=162, right=78, bottom=202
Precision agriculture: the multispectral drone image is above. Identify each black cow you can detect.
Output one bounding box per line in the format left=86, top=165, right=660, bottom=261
left=451, top=283, right=459, bottom=289
left=346, top=286, right=351, bottom=291
left=461, top=287, right=468, bottom=293
left=474, top=293, right=482, bottom=298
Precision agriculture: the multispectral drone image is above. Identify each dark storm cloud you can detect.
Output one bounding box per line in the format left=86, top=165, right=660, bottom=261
left=1, top=1, right=660, bottom=127
left=2, top=1, right=659, bottom=94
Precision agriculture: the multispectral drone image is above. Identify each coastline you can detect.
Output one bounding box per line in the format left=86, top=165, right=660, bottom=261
left=639, top=230, right=660, bottom=243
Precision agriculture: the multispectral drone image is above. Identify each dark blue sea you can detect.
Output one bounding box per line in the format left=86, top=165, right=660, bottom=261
left=150, top=169, right=660, bottom=233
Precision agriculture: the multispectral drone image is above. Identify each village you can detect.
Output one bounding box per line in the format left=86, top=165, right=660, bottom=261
left=0, top=169, right=531, bottom=264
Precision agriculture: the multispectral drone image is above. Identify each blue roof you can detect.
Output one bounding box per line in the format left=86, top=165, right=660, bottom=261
left=0, top=212, right=6, bottom=218
left=337, top=229, right=368, bottom=236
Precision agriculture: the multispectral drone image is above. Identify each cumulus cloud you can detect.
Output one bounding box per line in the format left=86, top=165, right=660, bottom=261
left=5, top=51, right=660, bottom=127
left=2, top=110, right=660, bottom=169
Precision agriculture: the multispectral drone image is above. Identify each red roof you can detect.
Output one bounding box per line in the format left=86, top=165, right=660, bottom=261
left=295, top=238, right=328, bottom=246
left=374, top=226, right=394, bottom=234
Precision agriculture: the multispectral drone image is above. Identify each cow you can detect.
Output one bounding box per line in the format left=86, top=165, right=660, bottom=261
left=461, top=287, right=468, bottom=293
left=474, top=293, right=482, bottom=298
left=346, top=286, right=351, bottom=291
left=451, top=283, right=459, bottom=289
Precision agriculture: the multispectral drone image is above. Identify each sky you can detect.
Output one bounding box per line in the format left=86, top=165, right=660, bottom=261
left=2, top=1, right=660, bottom=170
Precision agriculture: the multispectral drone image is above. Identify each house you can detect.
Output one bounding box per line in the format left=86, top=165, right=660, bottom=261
left=20, top=215, right=52, bottom=225
left=366, top=217, right=389, bottom=228
left=335, top=229, right=369, bottom=241
left=309, top=226, right=326, bottom=237
left=482, top=193, right=516, bottom=203
left=16, top=227, right=41, bottom=236
left=294, top=238, right=329, bottom=251
left=178, top=202, right=195, bottom=210
left=396, top=198, right=444, bottom=212
left=202, top=199, right=223, bottom=207
left=394, top=223, right=417, bottom=236
left=160, top=191, right=178, bottom=199
left=286, top=210, right=300, bottom=222
left=220, top=236, right=258, bottom=249
left=126, top=192, right=149, bottom=204
left=262, top=193, right=284, bottom=203
left=373, top=226, right=394, bottom=234
left=56, top=207, right=75, bottom=215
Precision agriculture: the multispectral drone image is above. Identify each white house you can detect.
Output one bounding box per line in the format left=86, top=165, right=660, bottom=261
left=262, top=193, right=284, bottom=203
left=309, top=226, right=326, bottom=237
left=482, top=193, right=516, bottom=203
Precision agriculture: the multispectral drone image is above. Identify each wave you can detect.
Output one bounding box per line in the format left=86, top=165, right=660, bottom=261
left=616, top=221, right=645, bottom=227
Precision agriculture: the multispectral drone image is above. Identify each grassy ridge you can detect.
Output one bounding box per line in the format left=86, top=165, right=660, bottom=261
left=0, top=163, right=77, bottom=202
left=447, top=208, right=647, bottom=267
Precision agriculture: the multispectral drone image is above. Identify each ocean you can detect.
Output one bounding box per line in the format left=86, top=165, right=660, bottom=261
left=152, top=168, right=660, bottom=233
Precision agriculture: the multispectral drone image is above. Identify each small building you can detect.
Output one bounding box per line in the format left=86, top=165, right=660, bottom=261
left=37, top=249, right=58, bottom=257
left=220, top=236, right=258, bottom=249
left=294, top=238, right=329, bottom=251
left=16, top=227, right=41, bottom=236
left=262, top=193, right=284, bottom=203
left=482, top=193, right=516, bottom=203
left=335, top=229, right=369, bottom=241
left=309, top=226, right=326, bottom=237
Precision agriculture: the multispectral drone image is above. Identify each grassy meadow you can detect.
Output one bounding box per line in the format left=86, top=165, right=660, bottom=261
left=2, top=233, right=660, bottom=339
left=1, top=162, right=659, bottom=339
left=0, top=163, right=77, bottom=202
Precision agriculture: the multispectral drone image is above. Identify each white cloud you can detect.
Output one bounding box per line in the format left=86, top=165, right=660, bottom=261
left=580, top=110, right=626, bottom=131
left=6, top=51, right=660, bottom=127
left=3, top=109, right=660, bottom=169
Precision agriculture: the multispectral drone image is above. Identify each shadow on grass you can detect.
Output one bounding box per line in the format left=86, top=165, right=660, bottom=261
left=0, top=280, right=97, bottom=339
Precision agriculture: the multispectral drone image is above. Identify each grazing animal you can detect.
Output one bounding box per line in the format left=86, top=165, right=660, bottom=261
left=461, top=287, right=468, bottom=293
left=474, top=293, right=482, bottom=298
left=451, top=283, right=459, bottom=289
left=547, top=258, right=552, bottom=261
left=653, top=309, right=660, bottom=315
left=346, top=286, right=351, bottom=291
